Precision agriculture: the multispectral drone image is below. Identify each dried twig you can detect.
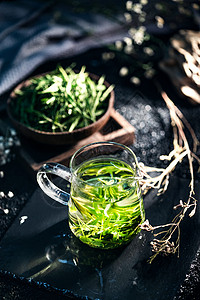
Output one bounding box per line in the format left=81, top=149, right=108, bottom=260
left=160, top=30, right=200, bottom=105
left=139, top=88, right=199, bottom=263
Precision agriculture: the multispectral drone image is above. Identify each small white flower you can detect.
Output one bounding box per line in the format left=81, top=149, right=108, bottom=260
left=140, top=0, right=148, bottom=5
left=68, top=109, right=72, bottom=115
left=19, top=215, right=28, bottom=225
left=126, top=1, right=133, bottom=11
left=0, top=191, right=5, bottom=198
left=124, top=45, right=134, bottom=54
left=124, top=12, right=132, bottom=22
left=119, top=67, right=129, bottom=77
left=124, top=37, right=133, bottom=46
left=133, top=3, right=142, bottom=14
left=10, top=129, right=17, bottom=136
left=155, top=16, right=165, bottom=28
left=102, top=52, right=115, bottom=61
left=130, top=76, right=141, bottom=85
left=130, top=26, right=146, bottom=45
left=115, top=40, right=123, bottom=50
left=143, top=47, right=154, bottom=56
left=7, top=191, right=14, bottom=198
left=144, top=69, right=155, bottom=79
left=0, top=206, right=9, bottom=214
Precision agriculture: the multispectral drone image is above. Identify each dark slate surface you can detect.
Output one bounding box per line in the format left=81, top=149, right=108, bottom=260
left=0, top=175, right=199, bottom=300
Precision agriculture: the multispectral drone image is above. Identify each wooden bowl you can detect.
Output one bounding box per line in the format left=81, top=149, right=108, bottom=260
left=7, top=73, right=115, bottom=145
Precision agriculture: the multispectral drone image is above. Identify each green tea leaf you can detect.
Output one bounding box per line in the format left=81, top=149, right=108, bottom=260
left=12, top=65, right=114, bottom=133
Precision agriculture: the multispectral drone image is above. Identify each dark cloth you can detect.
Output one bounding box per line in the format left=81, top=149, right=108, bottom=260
left=0, top=0, right=126, bottom=96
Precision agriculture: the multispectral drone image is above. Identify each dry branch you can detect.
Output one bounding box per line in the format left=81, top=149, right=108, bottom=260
left=139, top=88, right=199, bottom=263
left=160, top=30, right=200, bottom=105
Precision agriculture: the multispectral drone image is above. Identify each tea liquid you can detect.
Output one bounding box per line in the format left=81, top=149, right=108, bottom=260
left=69, top=157, right=145, bottom=249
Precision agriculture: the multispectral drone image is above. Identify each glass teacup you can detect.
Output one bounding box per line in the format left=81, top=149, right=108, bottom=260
left=37, top=142, right=145, bottom=249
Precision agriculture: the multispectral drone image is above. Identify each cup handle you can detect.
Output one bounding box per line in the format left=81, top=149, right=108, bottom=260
left=37, top=162, right=72, bottom=206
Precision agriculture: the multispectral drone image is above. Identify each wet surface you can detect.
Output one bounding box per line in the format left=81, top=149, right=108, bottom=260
left=0, top=175, right=199, bottom=300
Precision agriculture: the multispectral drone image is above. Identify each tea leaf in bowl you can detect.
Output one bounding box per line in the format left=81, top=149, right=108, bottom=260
left=11, top=65, right=114, bottom=133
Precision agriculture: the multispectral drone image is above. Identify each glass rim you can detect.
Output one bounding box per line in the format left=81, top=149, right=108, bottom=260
left=70, top=141, right=138, bottom=169
left=69, top=141, right=140, bottom=186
